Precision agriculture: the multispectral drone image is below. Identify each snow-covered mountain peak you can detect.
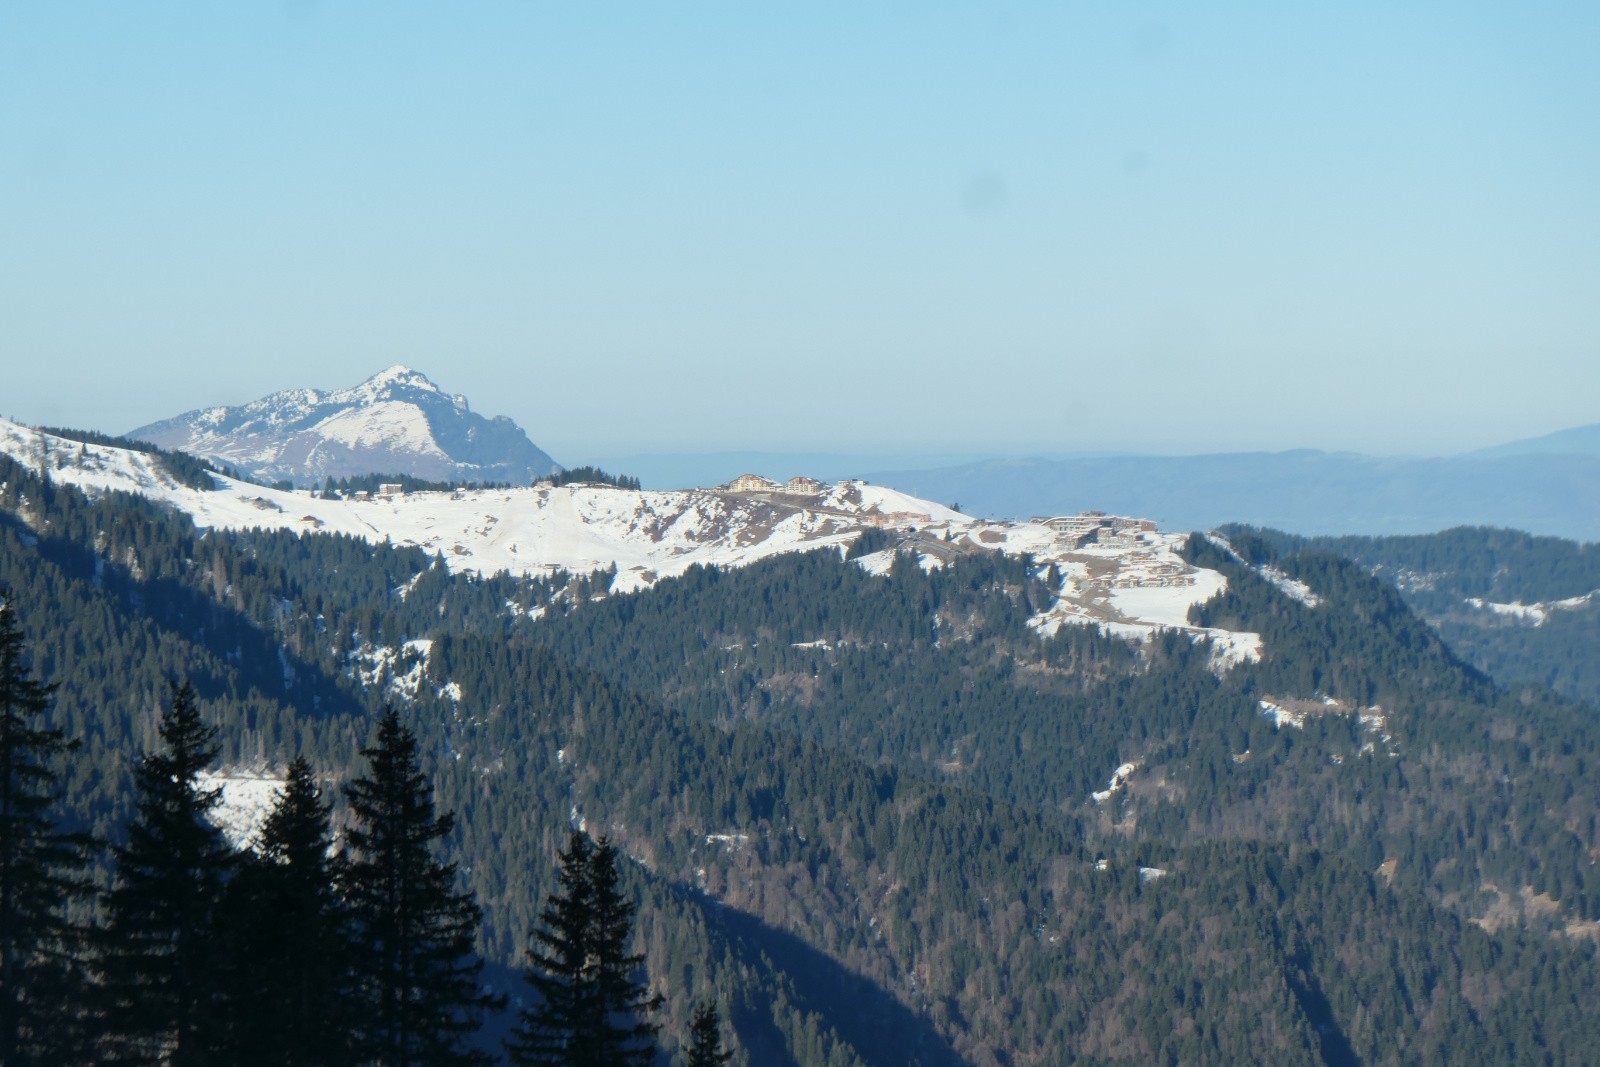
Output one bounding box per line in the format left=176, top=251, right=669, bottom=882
left=128, top=368, right=557, bottom=487
left=367, top=363, right=430, bottom=389
left=343, top=365, right=463, bottom=410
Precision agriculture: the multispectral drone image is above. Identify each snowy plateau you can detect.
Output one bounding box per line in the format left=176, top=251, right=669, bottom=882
left=0, top=416, right=1265, bottom=665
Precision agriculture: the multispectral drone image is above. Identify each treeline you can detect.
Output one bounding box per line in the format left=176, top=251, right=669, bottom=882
left=546, top=466, right=641, bottom=491
left=318, top=473, right=514, bottom=496
left=1224, top=524, right=1600, bottom=605
left=311, top=465, right=642, bottom=497
left=28, top=425, right=227, bottom=491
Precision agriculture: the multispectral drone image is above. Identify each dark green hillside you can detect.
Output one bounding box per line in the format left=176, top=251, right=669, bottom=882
left=526, top=532, right=1600, bottom=928
left=1228, top=526, right=1600, bottom=605
left=1180, top=537, right=1600, bottom=920
left=1222, top=524, right=1600, bottom=709
left=2, top=450, right=1599, bottom=1063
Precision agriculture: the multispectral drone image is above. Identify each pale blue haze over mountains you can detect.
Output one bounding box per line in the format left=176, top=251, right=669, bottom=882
left=121, top=364, right=1600, bottom=541
left=864, top=449, right=1600, bottom=541
left=599, top=429, right=1600, bottom=541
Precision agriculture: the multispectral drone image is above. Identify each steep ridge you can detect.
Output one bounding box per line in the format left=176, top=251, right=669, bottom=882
left=127, top=365, right=560, bottom=486
left=1223, top=524, right=1600, bottom=709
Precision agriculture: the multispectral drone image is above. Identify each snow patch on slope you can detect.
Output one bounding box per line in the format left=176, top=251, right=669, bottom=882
left=1092, top=761, right=1140, bottom=804
left=1019, top=521, right=1259, bottom=667
left=1465, top=592, right=1597, bottom=626
left=312, top=401, right=450, bottom=457
left=196, top=768, right=284, bottom=850
left=1259, top=697, right=1396, bottom=755
left=1259, top=565, right=1322, bottom=608
left=1203, top=533, right=1321, bottom=608
left=349, top=638, right=438, bottom=701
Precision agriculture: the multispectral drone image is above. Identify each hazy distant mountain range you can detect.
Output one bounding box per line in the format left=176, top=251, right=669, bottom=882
left=1467, top=421, right=1600, bottom=460
left=863, top=447, right=1600, bottom=542
left=128, top=365, right=1596, bottom=540
left=601, top=429, right=1600, bottom=542
left=129, top=365, right=559, bottom=487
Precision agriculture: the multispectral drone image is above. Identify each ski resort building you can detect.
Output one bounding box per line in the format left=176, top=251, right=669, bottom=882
left=724, top=473, right=783, bottom=493
left=1034, top=513, right=1159, bottom=548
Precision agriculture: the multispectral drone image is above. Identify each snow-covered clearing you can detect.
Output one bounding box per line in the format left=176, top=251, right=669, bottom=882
left=196, top=768, right=285, bottom=850
left=1259, top=697, right=1396, bottom=756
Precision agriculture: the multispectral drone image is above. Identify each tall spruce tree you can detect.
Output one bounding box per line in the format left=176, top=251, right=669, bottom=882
left=0, top=599, right=96, bottom=1065
left=506, top=830, right=661, bottom=1067
left=506, top=831, right=596, bottom=1066
left=98, top=680, right=237, bottom=1066
left=342, top=707, right=501, bottom=1066
left=684, top=1002, right=734, bottom=1067
left=221, top=755, right=359, bottom=1066
left=587, top=836, right=662, bottom=1064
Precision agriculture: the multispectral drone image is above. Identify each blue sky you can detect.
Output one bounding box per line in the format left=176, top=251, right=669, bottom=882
left=2, top=3, right=1596, bottom=461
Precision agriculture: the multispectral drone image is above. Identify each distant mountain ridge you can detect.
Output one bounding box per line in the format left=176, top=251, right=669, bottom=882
left=865, top=449, right=1600, bottom=542
left=1469, top=421, right=1600, bottom=459
left=125, top=368, right=1599, bottom=538
left=129, top=365, right=560, bottom=486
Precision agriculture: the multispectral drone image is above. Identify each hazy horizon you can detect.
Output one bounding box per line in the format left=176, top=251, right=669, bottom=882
left=4, top=5, right=1597, bottom=461
left=4, top=358, right=1595, bottom=474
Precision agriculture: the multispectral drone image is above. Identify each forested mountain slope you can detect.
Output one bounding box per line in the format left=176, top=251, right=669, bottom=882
left=1226, top=525, right=1600, bottom=708
left=3, top=448, right=1599, bottom=1063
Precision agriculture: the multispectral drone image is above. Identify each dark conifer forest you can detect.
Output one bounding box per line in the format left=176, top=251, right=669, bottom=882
left=1224, top=524, right=1600, bottom=708
left=2, top=447, right=1599, bottom=1064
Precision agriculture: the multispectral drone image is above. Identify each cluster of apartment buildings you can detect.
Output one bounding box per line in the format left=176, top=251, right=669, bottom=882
left=1029, top=513, right=1193, bottom=589
left=340, top=482, right=408, bottom=502
left=1032, top=511, right=1158, bottom=549
left=722, top=473, right=827, bottom=496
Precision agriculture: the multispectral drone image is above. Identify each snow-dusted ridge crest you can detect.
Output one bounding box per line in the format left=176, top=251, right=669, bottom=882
left=127, top=365, right=560, bottom=487
left=0, top=418, right=1261, bottom=657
